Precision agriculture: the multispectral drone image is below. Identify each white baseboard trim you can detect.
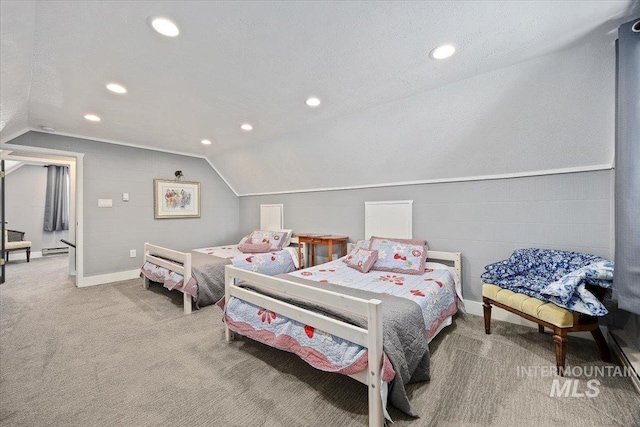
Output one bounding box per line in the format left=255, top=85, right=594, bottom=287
left=80, top=269, right=141, bottom=288
left=465, top=300, right=600, bottom=342
left=7, top=251, right=43, bottom=261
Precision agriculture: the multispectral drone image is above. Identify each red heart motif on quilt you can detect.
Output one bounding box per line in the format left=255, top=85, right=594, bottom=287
left=304, top=325, right=315, bottom=338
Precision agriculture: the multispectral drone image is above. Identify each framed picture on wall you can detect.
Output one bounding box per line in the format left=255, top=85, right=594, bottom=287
left=154, top=179, right=201, bottom=219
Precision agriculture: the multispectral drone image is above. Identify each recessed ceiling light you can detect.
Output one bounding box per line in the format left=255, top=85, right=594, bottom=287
left=305, top=97, right=321, bottom=107
left=240, top=123, right=253, bottom=131
left=201, top=139, right=212, bottom=145
left=149, top=17, right=179, bottom=37
left=106, top=83, right=127, bottom=94
left=84, top=114, right=101, bottom=122
left=40, top=126, right=55, bottom=132
left=430, top=44, right=456, bottom=60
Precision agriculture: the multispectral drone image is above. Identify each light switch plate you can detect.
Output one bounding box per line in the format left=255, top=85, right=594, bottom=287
left=122, top=193, right=129, bottom=201
left=98, top=199, right=113, bottom=207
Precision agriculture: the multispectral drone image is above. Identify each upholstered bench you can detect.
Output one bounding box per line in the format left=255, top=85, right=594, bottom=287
left=483, top=283, right=611, bottom=374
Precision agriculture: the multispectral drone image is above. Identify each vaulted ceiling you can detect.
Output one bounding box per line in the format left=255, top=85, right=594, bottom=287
left=1, top=1, right=637, bottom=195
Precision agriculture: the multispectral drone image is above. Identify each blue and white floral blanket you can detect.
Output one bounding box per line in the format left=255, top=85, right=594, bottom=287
left=481, top=248, right=613, bottom=316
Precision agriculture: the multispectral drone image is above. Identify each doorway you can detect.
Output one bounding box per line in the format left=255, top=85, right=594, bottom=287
left=0, top=144, right=84, bottom=286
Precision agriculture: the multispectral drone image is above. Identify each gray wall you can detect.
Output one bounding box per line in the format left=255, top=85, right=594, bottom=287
left=5, top=164, right=69, bottom=253
left=11, top=131, right=240, bottom=277
left=240, top=170, right=613, bottom=303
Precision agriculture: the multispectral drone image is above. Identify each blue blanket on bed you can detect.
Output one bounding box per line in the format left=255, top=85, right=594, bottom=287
left=481, top=248, right=613, bottom=316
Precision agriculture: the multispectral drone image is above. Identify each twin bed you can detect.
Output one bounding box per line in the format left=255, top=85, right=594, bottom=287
left=141, top=231, right=299, bottom=313
left=141, top=206, right=464, bottom=426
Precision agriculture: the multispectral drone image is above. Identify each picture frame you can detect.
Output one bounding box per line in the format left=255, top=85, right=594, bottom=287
left=154, top=179, right=201, bottom=219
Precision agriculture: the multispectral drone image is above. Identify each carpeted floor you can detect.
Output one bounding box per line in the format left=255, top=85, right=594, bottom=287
left=1, top=256, right=639, bottom=427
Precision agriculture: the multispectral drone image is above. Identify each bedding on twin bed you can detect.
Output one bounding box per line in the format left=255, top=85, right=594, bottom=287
left=141, top=245, right=297, bottom=308
left=224, top=258, right=464, bottom=417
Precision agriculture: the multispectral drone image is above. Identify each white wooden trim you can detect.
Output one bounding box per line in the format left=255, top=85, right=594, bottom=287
left=224, top=265, right=385, bottom=427
left=80, top=269, right=140, bottom=287
left=24, top=129, right=243, bottom=196
left=143, top=243, right=193, bottom=314
left=238, top=164, right=614, bottom=197
left=13, top=129, right=612, bottom=199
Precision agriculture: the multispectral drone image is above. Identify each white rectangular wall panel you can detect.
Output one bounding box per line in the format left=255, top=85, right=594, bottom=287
left=260, top=204, right=284, bottom=230
left=365, top=200, right=413, bottom=239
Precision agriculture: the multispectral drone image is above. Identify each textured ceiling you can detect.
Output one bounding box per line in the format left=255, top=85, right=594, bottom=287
left=1, top=1, right=637, bottom=194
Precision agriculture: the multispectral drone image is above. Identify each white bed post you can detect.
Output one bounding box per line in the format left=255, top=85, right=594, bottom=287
left=367, top=299, right=384, bottom=427
left=183, top=253, right=193, bottom=314
left=143, top=243, right=150, bottom=289
left=224, top=266, right=234, bottom=342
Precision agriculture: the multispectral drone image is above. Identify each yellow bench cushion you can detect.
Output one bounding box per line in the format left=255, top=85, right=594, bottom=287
left=483, top=283, right=573, bottom=328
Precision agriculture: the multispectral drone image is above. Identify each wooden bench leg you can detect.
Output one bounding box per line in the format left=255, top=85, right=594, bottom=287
left=483, top=299, right=492, bottom=334
left=538, top=324, right=544, bottom=333
left=26, top=248, right=31, bottom=262
left=591, top=327, right=612, bottom=363
left=553, top=329, right=568, bottom=376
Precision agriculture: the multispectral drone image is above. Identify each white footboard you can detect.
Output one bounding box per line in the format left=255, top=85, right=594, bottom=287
left=224, top=265, right=385, bottom=427
left=143, top=242, right=193, bottom=314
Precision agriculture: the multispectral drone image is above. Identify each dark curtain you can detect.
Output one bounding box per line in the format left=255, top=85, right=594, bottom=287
left=614, top=19, right=640, bottom=315
left=43, top=165, right=69, bottom=232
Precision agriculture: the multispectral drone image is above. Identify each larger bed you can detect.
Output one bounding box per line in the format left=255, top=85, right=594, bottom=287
left=222, top=201, right=464, bottom=426
left=223, top=246, right=464, bottom=426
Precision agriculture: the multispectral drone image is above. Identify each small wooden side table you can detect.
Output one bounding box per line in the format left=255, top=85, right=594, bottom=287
left=295, top=234, right=349, bottom=268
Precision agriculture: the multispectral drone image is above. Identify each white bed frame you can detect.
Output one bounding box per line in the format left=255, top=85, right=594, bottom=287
left=142, top=206, right=288, bottom=314
left=143, top=242, right=194, bottom=314
left=224, top=250, right=462, bottom=427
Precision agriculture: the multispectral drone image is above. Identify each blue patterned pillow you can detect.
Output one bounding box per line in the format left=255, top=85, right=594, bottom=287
left=343, top=239, right=371, bottom=264
left=369, top=236, right=428, bottom=276
left=345, top=249, right=379, bottom=273
left=249, top=230, right=290, bottom=251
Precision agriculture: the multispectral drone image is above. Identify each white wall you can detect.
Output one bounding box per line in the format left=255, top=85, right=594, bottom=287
left=5, top=164, right=69, bottom=254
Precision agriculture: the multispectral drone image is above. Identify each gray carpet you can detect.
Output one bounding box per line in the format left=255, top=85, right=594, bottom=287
left=1, top=256, right=639, bottom=427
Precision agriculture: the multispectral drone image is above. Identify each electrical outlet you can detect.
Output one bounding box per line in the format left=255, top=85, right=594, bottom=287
left=129, top=249, right=136, bottom=258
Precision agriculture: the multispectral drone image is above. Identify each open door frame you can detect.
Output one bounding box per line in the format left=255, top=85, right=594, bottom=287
left=0, top=144, right=84, bottom=286
left=1, top=159, right=5, bottom=284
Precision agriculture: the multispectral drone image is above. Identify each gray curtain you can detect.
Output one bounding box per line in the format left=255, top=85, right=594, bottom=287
left=43, top=165, right=69, bottom=232
left=614, top=19, right=640, bottom=315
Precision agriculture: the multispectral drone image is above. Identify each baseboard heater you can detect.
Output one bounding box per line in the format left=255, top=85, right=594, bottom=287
left=609, top=329, right=640, bottom=394
left=42, top=247, right=69, bottom=255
